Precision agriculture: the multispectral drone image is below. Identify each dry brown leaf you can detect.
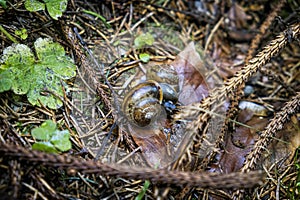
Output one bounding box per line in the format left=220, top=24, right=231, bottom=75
left=219, top=109, right=268, bottom=173
left=172, top=42, right=210, bottom=105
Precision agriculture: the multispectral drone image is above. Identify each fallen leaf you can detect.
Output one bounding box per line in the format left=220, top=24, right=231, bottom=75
left=172, top=42, right=210, bottom=105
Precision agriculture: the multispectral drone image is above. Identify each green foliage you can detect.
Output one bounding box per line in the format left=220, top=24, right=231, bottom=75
left=82, top=9, right=111, bottom=28
left=139, top=53, right=150, bottom=63
left=24, top=0, right=68, bottom=20
left=282, top=147, right=300, bottom=200
left=25, top=0, right=44, bottom=11
left=134, top=32, right=154, bottom=49
left=15, top=28, right=28, bottom=40
left=31, top=120, right=72, bottom=153
left=0, top=0, right=7, bottom=8
left=134, top=32, right=154, bottom=64
left=0, top=38, right=76, bottom=109
left=135, top=180, right=150, bottom=200
left=295, top=162, right=300, bottom=188
left=291, top=148, right=300, bottom=199
left=32, top=120, right=56, bottom=140
left=0, top=25, right=17, bottom=43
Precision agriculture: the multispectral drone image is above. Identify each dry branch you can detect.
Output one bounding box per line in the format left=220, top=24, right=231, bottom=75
left=0, top=142, right=264, bottom=189
left=242, top=92, right=300, bottom=172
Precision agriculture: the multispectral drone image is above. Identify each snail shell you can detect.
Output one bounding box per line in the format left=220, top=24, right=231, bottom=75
left=159, top=83, right=178, bottom=102
left=146, top=65, right=179, bottom=102
left=122, top=65, right=179, bottom=127
left=122, top=80, right=164, bottom=127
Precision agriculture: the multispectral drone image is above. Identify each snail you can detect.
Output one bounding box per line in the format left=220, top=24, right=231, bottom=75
left=146, top=64, right=179, bottom=102
left=122, top=80, right=164, bottom=127
left=122, top=65, right=179, bottom=127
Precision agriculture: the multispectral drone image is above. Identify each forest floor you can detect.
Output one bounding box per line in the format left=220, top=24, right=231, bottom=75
left=0, top=0, right=300, bottom=199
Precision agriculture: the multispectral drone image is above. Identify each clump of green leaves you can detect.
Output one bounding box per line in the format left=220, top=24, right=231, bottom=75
left=134, top=32, right=154, bottom=49
left=24, top=0, right=67, bottom=20
left=31, top=120, right=72, bottom=153
left=15, top=28, right=28, bottom=40
left=0, top=38, right=76, bottom=109
left=139, top=53, right=150, bottom=63
left=134, top=32, right=154, bottom=63
left=0, top=0, right=7, bottom=9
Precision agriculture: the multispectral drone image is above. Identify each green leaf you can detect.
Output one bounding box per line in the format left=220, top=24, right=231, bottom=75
left=44, top=0, right=67, bottom=20
left=32, top=141, right=58, bottom=153
left=134, top=32, right=154, bottom=49
left=0, top=44, right=35, bottom=94
left=11, top=68, right=32, bottom=94
left=31, top=120, right=56, bottom=140
left=25, top=0, right=45, bottom=12
left=0, top=70, right=13, bottom=92
left=0, top=38, right=76, bottom=109
left=24, top=0, right=67, bottom=20
left=15, top=28, right=28, bottom=40
left=82, top=9, right=111, bottom=28
left=0, top=0, right=7, bottom=9
left=27, top=71, right=65, bottom=109
left=50, top=130, right=71, bottom=151
left=31, top=120, right=72, bottom=153
left=34, top=38, right=76, bottom=79
left=1, top=44, right=35, bottom=67
left=139, top=53, right=150, bottom=63
left=135, top=180, right=150, bottom=200
left=15, top=29, right=22, bottom=35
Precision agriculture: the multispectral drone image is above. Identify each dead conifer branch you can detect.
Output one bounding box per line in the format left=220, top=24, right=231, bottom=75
left=214, top=1, right=286, bottom=172
left=233, top=92, right=300, bottom=199
left=178, top=22, right=300, bottom=147
left=175, top=22, right=300, bottom=175
left=241, top=92, right=300, bottom=172
left=0, top=142, right=265, bottom=189
left=245, top=0, right=286, bottom=64
left=205, top=21, right=300, bottom=107
left=179, top=22, right=300, bottom=123
left=63, top=27, right=113, bottom=110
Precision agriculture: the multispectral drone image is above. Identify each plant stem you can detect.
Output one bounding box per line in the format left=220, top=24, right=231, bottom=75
left=0, top=24, right=18, bottom=43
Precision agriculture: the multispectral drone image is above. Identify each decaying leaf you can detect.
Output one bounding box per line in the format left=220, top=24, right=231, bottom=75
left=263, top=115, right=300, bottom=168
left=216, top=101, right=299, bottom=173
left=218, top=109, right=268, bottom=173
left=172, top=42, right=210, bottom=105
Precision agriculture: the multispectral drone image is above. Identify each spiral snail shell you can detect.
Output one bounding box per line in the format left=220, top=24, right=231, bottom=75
left=122, top=80, right=164, bottom=127
left=146, top=64, right=179, bottom=102
left=122, top=65, right=179, bottom=127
